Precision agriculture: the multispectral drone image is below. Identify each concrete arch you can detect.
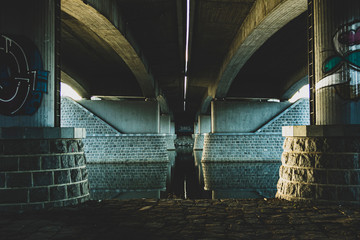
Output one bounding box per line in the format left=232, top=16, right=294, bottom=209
left=61, top=0, right=155, bottom=98
left=210, top=0, right=308, bottom=99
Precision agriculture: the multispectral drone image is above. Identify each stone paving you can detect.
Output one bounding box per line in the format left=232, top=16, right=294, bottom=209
left=0, top=198, right=359, bottom=240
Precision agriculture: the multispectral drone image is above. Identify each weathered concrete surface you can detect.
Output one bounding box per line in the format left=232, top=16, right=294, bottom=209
left=61, top=0, right=155, bottom=98
left=160, top=115, right=171, bottom=134
left=0, top=0, right=57, bottom=127
left=198, top=115, right=211, bottom=134
left=77, top=100, right=160, bottom=134
left=212, top=0, right=307, bottom=98
left=0, top=198, right=359, bottom=239
left=211, top=101, right=290, bottom=133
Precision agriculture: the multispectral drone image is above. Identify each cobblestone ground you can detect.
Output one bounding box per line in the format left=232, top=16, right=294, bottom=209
left=0, top=198, right=359, bottom=240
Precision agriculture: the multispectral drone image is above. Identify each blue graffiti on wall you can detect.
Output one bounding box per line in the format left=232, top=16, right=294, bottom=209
left=0, top=34, right=49, bottom=115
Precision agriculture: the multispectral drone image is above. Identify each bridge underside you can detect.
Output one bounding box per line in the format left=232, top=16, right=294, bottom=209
left=60, top=0, right=308, bottom=122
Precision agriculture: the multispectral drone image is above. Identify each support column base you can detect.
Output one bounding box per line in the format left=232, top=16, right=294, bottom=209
left=276, top=125, right=360, bottom=204
left=0, top=127, right=90, bottom=211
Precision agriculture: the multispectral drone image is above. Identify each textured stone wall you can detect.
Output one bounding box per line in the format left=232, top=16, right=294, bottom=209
left=194, top=134, right=205, bottom=150
left=83, top=135, right=168, bottom=163
left=61, top=97, right=170, bottom=199
left=0, top=128, right=89, bottom=211
left=165, top=134, right=176, bottom=150
left=202, top=134, right=283, bottom=195
left=256, top=98, right=309, bottom=133
left=201, top=99, right=310, bottom=197
left=276, top=136, right=360, bottom=203
left=61, top=97, right=119, bottom=136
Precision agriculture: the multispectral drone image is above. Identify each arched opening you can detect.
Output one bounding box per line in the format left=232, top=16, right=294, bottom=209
left=288, top=84, right=309, bottom=103
left=60, top=82, right=82, bottom=101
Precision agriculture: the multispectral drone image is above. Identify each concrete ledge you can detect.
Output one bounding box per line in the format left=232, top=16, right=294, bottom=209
left=205, top=132, right=281, bottom=136
left=86, top=160, right=169, bottom=164
left=86, top=133, right=172, bottom=137
left=0, top=128, right=86, bottom=139
left=201, top=160, right=280, bottom=164
left=282, top=125, right=360, bottom=137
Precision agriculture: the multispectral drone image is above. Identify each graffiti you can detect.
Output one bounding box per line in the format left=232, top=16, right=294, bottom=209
left=317, top=21, right=360, bottom=100
left=0, top=34, right=48, bottom=116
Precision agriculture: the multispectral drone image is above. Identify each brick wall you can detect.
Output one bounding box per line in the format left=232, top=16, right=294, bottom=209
left=61, top=97, right=169, bottom=198
left=61, top=97, right=119, bottom=136
left=256, top=98, right=309, bottom=133
left=201, top=98, right=310, bottom=197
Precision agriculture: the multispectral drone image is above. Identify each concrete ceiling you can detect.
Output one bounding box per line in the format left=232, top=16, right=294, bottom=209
left=61, top=0, right=308, bottom=123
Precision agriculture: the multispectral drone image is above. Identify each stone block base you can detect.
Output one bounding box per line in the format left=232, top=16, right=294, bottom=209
left=82, top=134, right=170, bottom=199
left=201, top=134, right=283, bottom=197
left=0, top=128, right=90, bottom=211
left=87, top=162, right=168, bottom=196
left=276, top=125, right=360, bottom=204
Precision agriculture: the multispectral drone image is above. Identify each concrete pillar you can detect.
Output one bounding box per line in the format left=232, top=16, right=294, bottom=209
left=159, top=115, right=175, bottom=189
left=314, top=0, right=360, bottom=125
left=211, top=101, right=289, bottom=133
left=194, top=121, right=199, bottom=135
left=199, top=115, right=211, bottom=134
left=276, top=0, right=360, bottom=204
left=0, top=0, right=57, bottom=127
left=0, top=1, right=90, bottom=211
left=193, top=115, right=211, bottom=186
left=170, top=122, right=175, bottom=135
left=78, top=100, right=160, bottom=134
left=194, top=115, right=211, bottom=151
left=160, top=115, right=171, bottom=134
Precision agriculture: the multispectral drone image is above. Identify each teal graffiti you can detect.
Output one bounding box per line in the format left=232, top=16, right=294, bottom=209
left=323, top=50, right=360, bottom=74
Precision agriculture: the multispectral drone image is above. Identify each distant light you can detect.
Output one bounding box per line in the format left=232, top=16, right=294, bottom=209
left=184, top=0, right=190, bottom=111
left=267, top=99, right=280, bottom=103
left=289, top=84, right=309, bottom=103
left=90, top=96, right=101, bottom=100
left=184, top=76, right=188, bottom=100
left=185, top=0, right=190, bottom=66
left=60, top=82, right=82, bottom=100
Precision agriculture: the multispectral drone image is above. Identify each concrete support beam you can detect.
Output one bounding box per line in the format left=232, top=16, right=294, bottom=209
left=78, top=100, right=160, bottom=134
left=170, top=122, right=175, bottom=135
left=62, top=0, right=156, bottom=98
left=212, top=0, right=307, bottom=98
left=211, top=100, right=290, bottom=133
left=199, top=0, right=307, bottom=114
left=198, top=115, right=211, bottom=134
left=160, top=115, right=171, bottom=134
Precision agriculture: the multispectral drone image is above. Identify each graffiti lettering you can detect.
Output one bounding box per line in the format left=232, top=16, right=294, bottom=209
left=0, top=35, right=48, bottom=116
left=317, top=21, right=360, bottom=100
